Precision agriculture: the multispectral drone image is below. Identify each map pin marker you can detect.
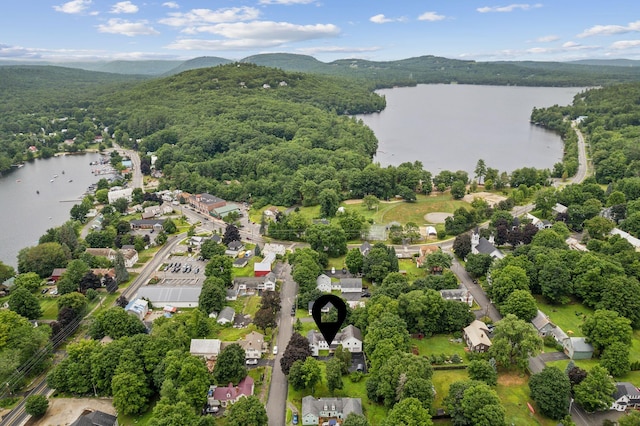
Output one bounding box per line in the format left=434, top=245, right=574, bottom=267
left=312, top=294, right=347, bottom=347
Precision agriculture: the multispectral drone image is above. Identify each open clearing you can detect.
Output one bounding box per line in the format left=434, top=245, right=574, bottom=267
left=29, top=398, right=116, bottom=426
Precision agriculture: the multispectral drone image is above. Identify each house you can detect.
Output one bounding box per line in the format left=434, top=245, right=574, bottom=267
left=307, top=325, right=363, bottom=356
left=425, top=226, right=437, bottom=237
left=463, top=320, right=492, bottom=352
left=359, top=241, right=371, bottom=256
left=107, top=187, right=133, bottom=204
left=124, top=298, right=149, bottom=321
left=70, top=410, right=118, bottom=426
left=416, top=245, right=441, bottom=267
left=211, top=376, right=254, bottom=407
left=254, top=252, right=276, bottom=277
left=217, top=306, right=236, bottom=325
left=610, top=228, right=640, bottom=251
left=239, top=331, right=265, bottom=359
left=301, top=397, right=363, bottom=426
left=611, top=382, right=640, bottom=411
left=471, top=231, right=504, bottom=259
left=531, top=310, right=556, bottom=337
left=262, top=243, right=286, bottom=257
left=85, top=248, right=116, bottom=260
left=190, top=339, right=222, bottom=360
left=233, top=257, right=248, bottom=268
left=563, top=337, right=594, bottom=360
left=228, top=240, right=245, bottom=252
left=339, top=278, right=362, bottom=293
left=440, top=288, right=474, bottom=306
left=566, top=237, right=588, bottom=252
left=136, top=286, right=200, bottom=308
left=308, top=301, right=333, bottom=316
left=189, top=193, right=226, bottom=215
left=260, top=272, right=277, bottom=291
left=211, top=234, right=222, bottom=244
left=342, top=293, right=365, bottom=309
left=119, top=248, right=138, bottom=267
left=190, top=236, right=204, bottom=247
left=212, top=203, right=242, bottom=219
left=50, top=268, right=115, bottom=283
left=552, top=203, right=568, bottom=216
left=130, top=219, right=165, bottom=230
left=316, top=274, right=332, bottom=293
left=141, top=205, right=161, bottom=219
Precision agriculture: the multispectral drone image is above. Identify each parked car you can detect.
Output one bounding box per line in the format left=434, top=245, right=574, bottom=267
left=292, top=413, right=299, bottom=425
left=41, top=288, right=48, bottom=294
left=273, top=346, right=278, bottom=355
left=246, top=359, right=258, bottom=365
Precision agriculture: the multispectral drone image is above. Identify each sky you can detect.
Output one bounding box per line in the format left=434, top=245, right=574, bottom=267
left=2, top=1, right=640, bottom=63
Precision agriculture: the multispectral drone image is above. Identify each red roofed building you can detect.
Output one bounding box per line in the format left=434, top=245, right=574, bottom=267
left=211, top=376, right=254, bottom=407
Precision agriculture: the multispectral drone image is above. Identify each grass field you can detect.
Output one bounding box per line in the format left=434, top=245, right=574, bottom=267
left=411, top=335, right=468, bottom=360
left=431, top=369, right=468, bottom=409
left=39, top=297, right=59, bottom=320
left=535, top=296, right=593, bottom=335
left=496, top=372, right=556, bottom=426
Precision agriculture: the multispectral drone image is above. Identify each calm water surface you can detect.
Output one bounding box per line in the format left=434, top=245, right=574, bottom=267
left=357, top=84, right=584, bottom=174
left=0, top=153, right=109, bottom=267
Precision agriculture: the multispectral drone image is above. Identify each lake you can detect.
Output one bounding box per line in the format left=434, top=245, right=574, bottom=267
left=357, top=84, right=583, bottom=175
left=0, top=153, right=112, bottom=267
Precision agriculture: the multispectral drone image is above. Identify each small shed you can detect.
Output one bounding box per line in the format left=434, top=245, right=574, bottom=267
left=563, top=337, right=594, bottom=360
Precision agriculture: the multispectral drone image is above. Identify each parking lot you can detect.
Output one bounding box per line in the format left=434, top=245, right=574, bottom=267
left=155, top=255, right=207, bottom=286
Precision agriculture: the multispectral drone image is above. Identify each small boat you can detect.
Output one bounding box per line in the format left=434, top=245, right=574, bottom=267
left=53, top=174, right=58, bottom=178
left=16, top=179, right=21, bottom=183
left=50, top=179, right=54, bottom=182
left=62, top=170, right=65, bottom=174
left=36, top=190, right=40, bottom=194
left=68, top=179, right=73, bottom=182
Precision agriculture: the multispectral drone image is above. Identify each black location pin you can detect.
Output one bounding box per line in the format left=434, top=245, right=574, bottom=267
left=311, top=294, right=347, bottom=347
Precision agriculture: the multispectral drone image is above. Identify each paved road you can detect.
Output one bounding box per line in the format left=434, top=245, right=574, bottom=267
left=266, top=262, right=297, bottom=426
left=570, top=121, right=589, bottom=185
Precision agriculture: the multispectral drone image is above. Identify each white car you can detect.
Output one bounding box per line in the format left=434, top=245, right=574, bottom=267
left=246, top=359, right=258, bottom=365
left=273, top=346, right=278, bottom=355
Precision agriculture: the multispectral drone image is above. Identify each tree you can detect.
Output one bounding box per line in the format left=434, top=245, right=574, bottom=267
left=453, top=234, right=472, bottom=259
left=423, top=251, right=452, bottom=274
left=226, top=396, right=268, bottom=426
left=600, top=341, right=630, bottom=377
left=338, top=210, right=368, bottom=240
left=381, top=397, right=433, bottom=426
left=539, top=259, right=572, bottom=304
left=112, top=371, right=150, bottom=415
left=363, top=245, right=393, bottom=284
left=281, top=333, right=312, bottom=375
left=200, top=239, right=225, bottom=259
left=8, top=286, right=42, bottom=319
left=213, top=343, right=247, bottom=385
left=223, top=224, right=241, bottom=245
left=17, top=242, right=69, bottom=278
left=501, top=289, right=537, bottom=322
left=162, top=218, right=177, bottom=234
left=474, top=159, right=487, bottom=183
left=529, top=366, right=571, bottom=420
left=363, top=194, right=379, bottom=211
left=343, top=413, right=370, bottom=426
left=204, top=255, right=233, bottom=286
left=305, top=224, right=348, bottom=257
left=289, top=357, right=322, bottom=392
left=364, top=312, right=410, bottom=357
left=489, top=314, right=542, bottom=370
left=116, top=295, right=128, bottom=308
left=111, top=197, right=129, bottom=214
left=464, top=253, right=492, bottom=278
left=24, top=395, right=49, bottom=417
left=319, top=188, right=340, bottom=217
left=574, top=365, right=616, bottom=412
left=57, top=292, right=88, bottom=314
left=0, top=261, right=15, bottom=283
left=451, top=180, right=466, bottom=199
left=114, top=251, right=129, bottom=284
left=198, top=276, right=226, bottom=314
left=367, top=352, right=433, bottom=409
left=254, top=307, right=276, bottom=332
left=488, top=265, right=530, bottom=305
left=345, top=248, right=364, bottom=275
left=13, top=272, right=41, bottom=292
left=334, top=345, right=352, bottom=375
left=467, top=359, right=497, bottom=386
left=445, top=380, right=506, bottom=426
left=581, top=309, right=632, bottom=356
left=618, top=410, right=640, bottom=426
left=89, top=307, right=147, bottom=340
left=326, top=358, right=344, bottom=394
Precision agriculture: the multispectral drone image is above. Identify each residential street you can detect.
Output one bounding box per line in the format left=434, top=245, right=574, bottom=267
left=266, top=262, right=297, bottom=425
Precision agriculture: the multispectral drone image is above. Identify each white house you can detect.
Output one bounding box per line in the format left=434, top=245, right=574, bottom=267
left=316, top=274, right=332, bottom=293
left=339, top=278, right=362, bottom=293
left=301, top=397, right=362, bottom=426
left=307, top=325, right=362, bottom=356
left=190, top=339, right=222, bottom=360
left=119, top=248, right=138, bottom=268
left=107, top=187, right=133, bottom=204
left=124, top=298, right=148, bottom=321
left=440, top=288, right=474, bottom=306
left=238, top=331, right=265, bottom=360
left=259, top=272, right=277, bottom=292
left=611, top=382, right=640, bottom=411
left=471, top=231, right=504, bottom=259
left=611, top=228, right=640, bottom=251
left=217, top=306, right=236, bottom=325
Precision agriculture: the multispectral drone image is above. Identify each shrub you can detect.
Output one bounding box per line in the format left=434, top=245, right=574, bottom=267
left=349, top=371, right=364, bottom=383
left=25, top=395, right=48, bottom=417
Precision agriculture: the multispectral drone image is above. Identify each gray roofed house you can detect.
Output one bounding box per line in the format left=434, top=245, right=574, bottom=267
left=473, top=237, right=504, bottom=259
left=226, top=288, right=239, bottom=301
left=136, top=286, right=200, bottom=308
left=260, top=272, right=277, bottom=291
left=440, top=288, right=474, bottom=306
left=553, top=203, right=568, bottom=216
left=307, top=325, right=363, bottom=356
left=70, top=410, right=118, bottom=426
left=217, top=306, right=236, bottom=325
left=130, top=218, right=166, bottom=230
left=359, top=241, right=371, bottom=256
left=190, top=339, right=222, bottom=360
left=233, top=257, right=249, bottom=268
left=316, top=274, right=332, bottom=293
left=563, top=337, right=594, bottom=360
left=211, top=234, right=222, bottom=243
left=228, top=240, right=244, bottom=251
left=531, top=310, right=555, bottom=336
left=301, top=396, right=362, bottom=426
left=612, top=382, right=640, bottom=411
left=339, top=278, right=362, bottom=293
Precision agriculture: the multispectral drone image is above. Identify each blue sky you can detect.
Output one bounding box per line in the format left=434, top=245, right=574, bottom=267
left=2, top=1, right=640, bottom=63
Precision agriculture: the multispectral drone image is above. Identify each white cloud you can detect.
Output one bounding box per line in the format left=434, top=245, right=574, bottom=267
left=536, top=35, right=559, bottom=43
left=53, top=0, right=92, bottom=14
left=258, top=0, right=316, bottom=4
left=97, top=18, right=160, bottom=36
left=611, top=40, right=640, bottom=50
left=477, top=3, right=542, bottom=13
left=159, top=7, right=260, bottom=28
left=162, top=2, right=179, bottom=8
left=369, top=14, right=406, bottom=24
left=166, top=21, right=339, bottom=50
left=577, top=20, right=640, bottom=38
left=562, top=41, right=580, bottom=48
left=418, top=11, right=445, bottom=22
left=110, top=1, right=138, bottom=14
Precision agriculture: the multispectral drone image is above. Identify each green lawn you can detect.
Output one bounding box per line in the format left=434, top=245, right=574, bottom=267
left=496, top=372, right=556, bottom=426
left=233, top=257, right=258, bottom=277
left=535, top=296, right=593, bottom=335
left=39, top=297, right=59, bottom=320
left=411, top=335, right=468, bottom=360
left=243, top=295, right=262, bottom=317
left=216, top=323, right=258, bottom=341
left=398, top=258, right=425, bottom=282
left=379, top=194, right=469, bottom=225
left=431, top=369, right=468, bottom=410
